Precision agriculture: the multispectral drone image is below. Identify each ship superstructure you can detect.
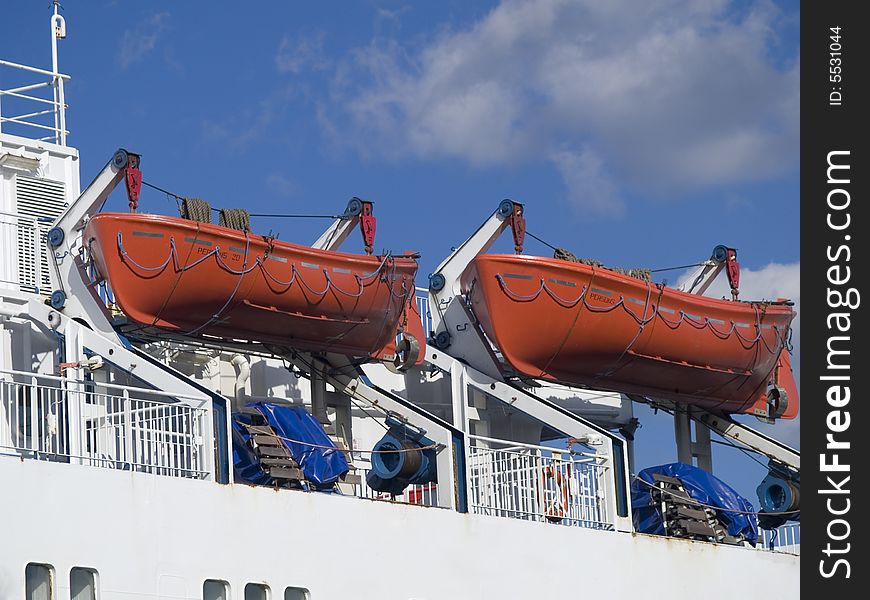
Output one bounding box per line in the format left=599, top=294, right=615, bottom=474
left=1, top=7, right=799, bottom=600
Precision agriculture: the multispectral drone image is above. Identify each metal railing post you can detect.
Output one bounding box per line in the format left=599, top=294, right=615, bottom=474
left=28, top=376, right=38, bottom=453
left=200, top=399, right=215, bottom=480
left=122, top=389, right=132, bottom=469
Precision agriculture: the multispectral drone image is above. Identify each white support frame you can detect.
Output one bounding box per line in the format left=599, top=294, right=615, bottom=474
left=289, top=351, right=463, bottom=511
left=0, top=292, right=219, bottom=480
left=426, top=200, right=519, bottom=379
left=630, top=394, right=799, bottom=472
left=676, top=245, right=734, bottom=297
left=426, top=347, right=634, bottom=532
left=47, top=149, right=132, bottom=341
left=25, top=149, right=221, bottom=408
left=0, top=292, right=212, bottom=407
left=311, top=198, right=367, bottom=251
left=430, top=201, right=517, bottom=298
left=677, top=259, right=725, bottom=296
left=697, top=411, right=800, bottom=471
left=311, top=218, right=357, bottom=251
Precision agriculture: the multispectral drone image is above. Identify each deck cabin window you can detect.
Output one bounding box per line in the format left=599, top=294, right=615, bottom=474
left=203, top=579, right=230, bottom=600
left=69, top=567, right=97, bottom=600
left=25, top=563, right=53, bottom=600
left=285, top=587, right=310, bottom=600
left=245, top=583, right=270, bottom=600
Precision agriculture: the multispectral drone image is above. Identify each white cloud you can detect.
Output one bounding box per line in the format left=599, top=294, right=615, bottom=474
left=696, top=261, right=800, bottom=366
left=276, top=32, right=330, bottom=74
left=551, top=148, right=623, bottom=217
left=696, top=260, right=800, bottom=301
left=118, top=12, right=170, bottom=70
left=265, top=174, right=297, bottom=198
left=201, top=86, right=296, bottom=152
left=316, top=0, right=798, bottom=215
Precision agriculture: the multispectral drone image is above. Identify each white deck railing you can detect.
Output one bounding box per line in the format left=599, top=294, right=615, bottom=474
left=0, top=369, right=210, bottom=479
left=467, top=435, right=612, bottom=530
left=349, top=464, right=441, bottom=507
left=0, top=58, right=69, bottom=145
left=415, top=287, right=433, bottom=336
left=759, top=523, right=800, bottom=555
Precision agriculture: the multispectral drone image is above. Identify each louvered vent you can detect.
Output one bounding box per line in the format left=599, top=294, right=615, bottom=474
left=15, top=175, right=67, bottom=294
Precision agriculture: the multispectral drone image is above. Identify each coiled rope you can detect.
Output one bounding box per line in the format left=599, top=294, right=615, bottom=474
left=553, top=248, right=652, bottom=282
left=180, top=198, right=212, bottom=223
left=219, top=208, right=251, bottom=232
left=141, top=180, right=342, bottom=220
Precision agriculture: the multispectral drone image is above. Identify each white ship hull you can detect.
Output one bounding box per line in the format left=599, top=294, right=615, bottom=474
left=1, top=459, right=798, bottom=599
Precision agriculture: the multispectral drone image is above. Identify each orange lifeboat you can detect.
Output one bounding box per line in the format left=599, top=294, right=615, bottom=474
left=86, top=212, right=422, bottom=359
left=462, top=254, right=798, bottom=419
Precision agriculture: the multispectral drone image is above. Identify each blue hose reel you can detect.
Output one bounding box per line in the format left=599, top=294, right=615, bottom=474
left=756, top=463, right=800, bottom=529
left=366, top=415, right=437, bottom=496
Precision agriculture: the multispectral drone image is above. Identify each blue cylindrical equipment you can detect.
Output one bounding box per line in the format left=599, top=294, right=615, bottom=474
left=757, top=474, right=799, bottom=514
left=756, top=466, right=800, bottom=530
left=366, top=419, right=437, bottom=496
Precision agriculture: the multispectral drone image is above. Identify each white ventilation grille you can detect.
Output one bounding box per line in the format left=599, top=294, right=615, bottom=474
left=15, top=175, right=67, bottom=294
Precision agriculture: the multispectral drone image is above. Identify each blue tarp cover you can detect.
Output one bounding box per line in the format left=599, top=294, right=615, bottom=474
left=236, top=402, right=349, bottom=487
left=232, top=418, right=272, bottom=485
left=632, top=462, right=758, bottom=545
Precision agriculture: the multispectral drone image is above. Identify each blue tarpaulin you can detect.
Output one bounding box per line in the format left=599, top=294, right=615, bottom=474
left=232, top=402, right=349, bottom=488
left=232, top=418, right=272, bottom=485
left=631, top=463, right=758, bottom=545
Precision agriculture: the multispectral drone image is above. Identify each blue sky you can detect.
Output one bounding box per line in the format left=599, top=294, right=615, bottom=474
left=2, top=0, right=799, bottom=503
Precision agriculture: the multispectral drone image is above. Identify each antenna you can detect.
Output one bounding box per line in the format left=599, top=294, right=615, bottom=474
left=50, top=0, right=67, bottom=144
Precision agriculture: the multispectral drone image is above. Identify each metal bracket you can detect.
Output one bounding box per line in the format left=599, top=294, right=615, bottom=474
left=47, top=148, right=140, bottom=341
left=678, top=244, right=732, bottom=296
left=123, top=152, right=142, bottom=212
left=359, top=200, right=376, bottom=255
left=724, top=247, right=740, bottom=300
left=508, top=201, right=525, bottom=254
left=312, top=197, right=375, bottom=253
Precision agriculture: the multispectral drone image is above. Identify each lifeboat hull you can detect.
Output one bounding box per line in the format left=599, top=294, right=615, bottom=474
left=86, top=213, right=420, bottom=358
left=463, top=254, right=798, bottom=418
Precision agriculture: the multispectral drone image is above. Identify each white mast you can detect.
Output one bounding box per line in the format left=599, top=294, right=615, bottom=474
left=51, top=0, right=67, bottom=145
